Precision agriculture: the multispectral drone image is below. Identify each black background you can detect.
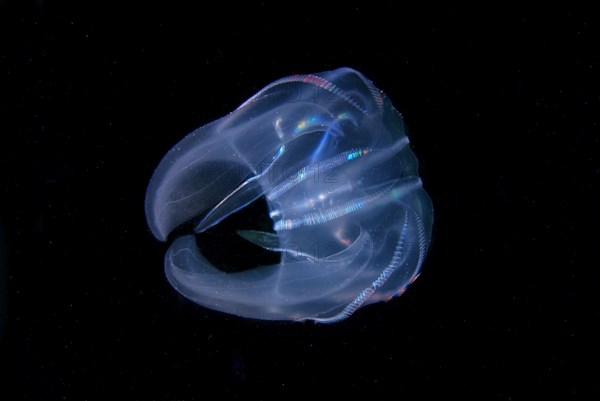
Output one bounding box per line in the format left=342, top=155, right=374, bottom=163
left=1, top=1, right=598, bottom=399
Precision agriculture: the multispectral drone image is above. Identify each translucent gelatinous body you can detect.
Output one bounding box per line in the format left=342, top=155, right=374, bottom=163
left=145, top=67, right=433, bottom=322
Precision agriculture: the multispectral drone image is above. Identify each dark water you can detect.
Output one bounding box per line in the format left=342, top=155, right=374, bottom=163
left=1, top=2, right=597, bottom=399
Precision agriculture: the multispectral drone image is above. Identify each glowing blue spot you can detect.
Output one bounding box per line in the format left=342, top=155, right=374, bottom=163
left=273, top=145, right=285, bottom=160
